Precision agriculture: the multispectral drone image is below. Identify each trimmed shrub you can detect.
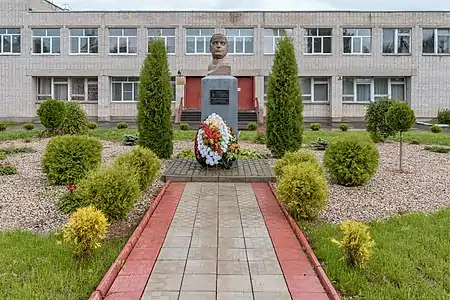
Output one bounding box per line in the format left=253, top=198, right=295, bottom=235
left=123, top=134, right=139, bottom=146
left=311, top=138, right=329, bottom=151
left=266, top=36, right=303, bottom=158
left=41, top=135, right=103, bottom=185
left=309, top=123, right=321, bottom=131
left=0, top=123, right=6, bottom=131
left=117, top=122, right=128, bottom=129
left=179, top=123, right=190, bottom=131
left=60, top=102, right=89, bottom=135
left=37, top=99, right=68, bottom=133
left=274, top=150, right=322, bottom=178
left=365, top=97, right=396, bottom=143
left=247, top=122, right=257, bottom=131
left=276, top=162, right=328, bottom=220
left=437, top=108, right=450, bottom=125
left=0, top=163, right=18, bottom=175
left=331, top=221, right=375, bottom=269
left=340, top=123, right=349, bottom=132
left=62, top=205, right=109, bottom=258
left=23, top=123, right=35, bottom=130
left=137, top=37, right=173, bottom=159
left=88, top=121, right=98, bottom=129
left=176, top=148, right=195, bottom=159
left=324, top=136, right=379, bottom=186
left=114, top=146, right=160, bottom=191
left=76, top=165, right=141, bottom=221
left=424, top=145, right=450, bottom=153
left=431, top=124, right=443, bottom=133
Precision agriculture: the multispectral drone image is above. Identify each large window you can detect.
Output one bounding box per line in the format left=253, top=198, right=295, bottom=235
left=383, top=28, right=411, bottom=54
left=342, top=77, right=406, bottom=102
left=111, top=77, right=176, bottom=102
left=70, top=28, right=98, bottom=54
left=148, top=28, right=175, bottom=54
left=0, top=28, right=21, bottom=54
left=304, top=28, right=332, bottom=54
left=263, top=28, right=293, bottom=54
left=36, top=77, right=98, bottom=101
left=225, top=28, right=254, bottom=54
left=423, top=28, right=450, bottom=54
left=109, top=28, right=137, bottom=54
left=32, top=28, right=60, bottom=54
left=185, top=28, right=214, bottom=54
left=343, top=28, right=371, bottom=54
left=299, top=77, right=329, bottom=102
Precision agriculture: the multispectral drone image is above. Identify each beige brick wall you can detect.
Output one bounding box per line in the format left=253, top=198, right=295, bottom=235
left=1, top=2, right=449, bottom=122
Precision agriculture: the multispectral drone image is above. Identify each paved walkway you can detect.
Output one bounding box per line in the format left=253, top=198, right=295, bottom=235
left=105, top=182, right=329, bottom=300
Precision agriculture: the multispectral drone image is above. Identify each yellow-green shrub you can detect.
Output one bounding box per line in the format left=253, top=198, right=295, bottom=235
left=114, top=146, right=160, bottom=191
left=274, top=150, right=322, bottom=178
left=276, top=162, right=328, bottom=220
left=62, top=205, right=109, bottom=258
left=76, top=165, right=141, bottom=220
left=331, top=220, right=376, bottom=269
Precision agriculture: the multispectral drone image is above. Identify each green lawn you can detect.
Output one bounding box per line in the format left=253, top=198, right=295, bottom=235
left=300, top=210, right=450, bottom=300
left=0, top=231, right=126, bottom=300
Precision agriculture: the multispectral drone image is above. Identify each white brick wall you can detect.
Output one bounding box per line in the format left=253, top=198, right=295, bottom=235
left=1, top=2, right=450, bottom=122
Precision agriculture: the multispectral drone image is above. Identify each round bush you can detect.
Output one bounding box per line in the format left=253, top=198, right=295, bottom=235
left=340, top=123, right=349, bottom=132
left=247, top=122, right=257, bottom=131
left=76, top=165, right=141, bottom=221
left=437, top=108, right=450, bottom=125
left=274, top=150, right=322, bottom=178
left=386, top=101, right=416, bottom=134
left=431, top=124, right=443, bottom=133
left=0, top=123, right=7, bottom=131
left=117, top=122, right=128, bottom=129
left=37, top=99, right=68, bottom=132
left=179, top=123, right=190, bottom=131
left=60, top=102, right=89, bottom=135
left=23, top=123, right=35, bottom=131
left=41, top=135, right=103, bottom=185
left=276, top=162, right=328, bottom=220
left=114, top=146, right=160, bottom=191
left=365, top=98, right=396, bottom=143
left=88, top=122, right=98, bottom=130
left=309, top=123, right=321, bottom=131
left=324, top=136, right=379, bottom=186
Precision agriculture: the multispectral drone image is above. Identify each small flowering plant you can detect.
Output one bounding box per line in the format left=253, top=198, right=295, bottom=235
left=194, top=113, right=239, bottom=169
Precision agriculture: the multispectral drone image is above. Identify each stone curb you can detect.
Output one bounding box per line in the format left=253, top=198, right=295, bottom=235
left=88, top=180, right=172, bottom=300
left=268, top=182, right=341, bottom=300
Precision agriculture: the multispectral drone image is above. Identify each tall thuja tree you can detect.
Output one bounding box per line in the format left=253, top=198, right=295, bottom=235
left=137, top=38, right=173, bottom=158
left=266, top=36, right=303, bottom=158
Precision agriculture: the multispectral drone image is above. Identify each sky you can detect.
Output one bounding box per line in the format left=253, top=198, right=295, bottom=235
left=56, top=0, right=450, bottom=11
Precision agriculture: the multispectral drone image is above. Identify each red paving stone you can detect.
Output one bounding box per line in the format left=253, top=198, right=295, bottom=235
left=252, top=182, right=331, bottom=300
left=104, top=182, right=185, bottom=299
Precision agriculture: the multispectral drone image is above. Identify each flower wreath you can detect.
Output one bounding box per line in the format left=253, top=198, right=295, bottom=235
left=194, top=113, right=239, bottom=168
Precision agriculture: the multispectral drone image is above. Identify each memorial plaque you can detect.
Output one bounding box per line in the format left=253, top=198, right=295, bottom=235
left=210, top=89, right=230, bottom=105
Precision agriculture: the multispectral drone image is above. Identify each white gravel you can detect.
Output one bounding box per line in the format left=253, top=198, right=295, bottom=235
left=0, top=139, right=448, bottom=235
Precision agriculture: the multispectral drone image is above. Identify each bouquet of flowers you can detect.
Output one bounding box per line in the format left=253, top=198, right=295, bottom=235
left=194, top=113, right=239, bottom=168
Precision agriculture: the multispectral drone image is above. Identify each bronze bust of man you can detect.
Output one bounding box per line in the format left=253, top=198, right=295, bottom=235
left=207, top=33, right=232, bottom=76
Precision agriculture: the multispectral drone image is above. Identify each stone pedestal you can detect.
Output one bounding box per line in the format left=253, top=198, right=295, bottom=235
left=201, top=75, right=238, bottom=138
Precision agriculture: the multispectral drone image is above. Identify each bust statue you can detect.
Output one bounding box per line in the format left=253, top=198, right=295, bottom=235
left=207, top=33, right=232, bottom=76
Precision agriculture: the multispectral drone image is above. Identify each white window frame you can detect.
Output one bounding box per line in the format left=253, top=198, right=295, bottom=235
left=342, top=77, right=406, bottom=103
left=263, top=28, right=294, bottom=54
left=185, top=28, right=214, bottom=54
left=304, top=28, right=332, bottom=54
left=108, top=28, right=138, bottom=55
left=111, top=77, right=140, bottom=102
left=423, top=28, right=450, bottom=54
left=343, top=28, right=372, bottom=54
left=69, top=28, right=98, bottom=55
left=225, top=28, right=254, bottom=54
left=299, top=77, right=329, bottom=102
left=382, top=28, right=411, bottom=54
left=0, top=28, right=21, bottom=55
left=148, top=28, right=176, bottom=54
left=31, top=28, right=61, bottom=55
left=36, top=77, right=98, bottom=102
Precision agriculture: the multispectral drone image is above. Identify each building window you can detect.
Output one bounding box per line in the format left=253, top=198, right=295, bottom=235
left=70, top=28, right=98, bottom=54
left=36, top=77, right=98, bottom=101
left=111, top=77, right=140, bottom=101
left=0, top=28, right=21, bottom=54
left=263, top=28, right=293, bottom=54
left=342, top=77, right=406, bottom=102
left=225, top=28, right=254, bottom=54
left=423, top=28, right=450, bottom=54
left=304, top=28, right=332, bottom=54
left=109, top=28, right=137, bottom=54
left=32, top=28, right=60, bottom=54
left=299, top=77, right=329, bottom=102
left=185, top=28, right=214, bottom=54
left=148, top=28, right=175, bottom=54
left=382, top=28, right=411, bottom=54
left=343, top=28, right=371, bottom=54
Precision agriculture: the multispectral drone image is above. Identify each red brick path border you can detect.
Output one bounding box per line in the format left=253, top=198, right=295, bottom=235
left=252, top=182, right=341, bottom=300
left=88, top=181, right=185, bottom=300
